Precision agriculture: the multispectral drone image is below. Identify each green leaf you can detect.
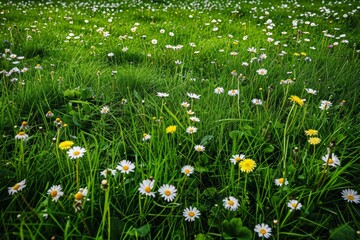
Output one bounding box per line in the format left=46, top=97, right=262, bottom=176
left=129, top=224, right=151, bottom=237
left=262, top=143, right=274, bottom=153
left=229, top=130, right=243, bottom=139
left=329, top=224, right=356, bottom=240
left=195, top=233, right=214, bottom=240
left=222, top=218, right=252, bottom=239
left=200, top=135, right=213, bottom=146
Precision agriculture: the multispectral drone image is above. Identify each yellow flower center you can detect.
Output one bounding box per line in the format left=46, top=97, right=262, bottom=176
left=164, top=190, right=171, bottom=196
left=278, top=178, right=284, bottom=184
left=185, top=169, right=190, bottom=174
left=18, top=132, right=26, bottom=136
left=260, top=229, right=267, bottom=235
left=73, top=151, right=80, bottom=156
left=227, top=200, right=234, bottom=206
left=12, top=183, right=20, bottom=190
left=347, top=195, right=355, bottom=201
left=144, top=186, right=151, bottom=193
left=188, top=211, right=195, bottom=217
left=123, top=165, right=129, bottom=170
left=75, top=192, right=83, bottom=200
left=50, top=190, right=58, bottom=198
left=235, top=157, right=241, bottom=162
left=327, top=158, right=334, bottom=164
left=291, top=203, right=297, bottom=208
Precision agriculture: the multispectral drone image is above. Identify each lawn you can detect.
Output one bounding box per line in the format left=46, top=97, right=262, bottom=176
left=1, top=0, right=360, bottom=239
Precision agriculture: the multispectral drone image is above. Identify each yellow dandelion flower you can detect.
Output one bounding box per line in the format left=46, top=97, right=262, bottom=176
left=59, top=141, right=74, bottom=150
left=308, top=137, right=321, bottom=145
left=300, top=52, right=307, bottom=56
left=239, top=159, right=256, bottom=173
left=293, top=52, right=300, bottom=57
left=304, top=129, right=318, bottom=136
left=166, top=125, right=177, bottom=134
left=289, top=95, right=304, bottom=107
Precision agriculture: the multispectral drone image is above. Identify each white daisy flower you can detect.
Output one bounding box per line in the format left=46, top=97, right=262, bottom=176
left=287, top=199, right=302, bottom=211
left=230, top=154, right=245, bottom=164
left=116, top=160, right=135, bottom=174
left=194, top=145, right=205, bottom=152
left=274, top=178, right=289, bottom=186
left=341, top=189, right=360, bottom=204
left=100, top=168, right=117, bottom=178
left=181, top=165, right=194, bottom=176
left=222, top=196, right=240, bottom=211
left=254, top=223, right=272, bottom=238
left=67, top=146, right=86, bottom=159
left=183, top=206, right=201, bottom=222
left=47, top=185, right=64, bottom=202
left=322, top=153, right=340, bottom=167
left=138, top=179, right=155, bottom=197
left=186, top=126, right=198, bottom=134
left=158, top=184, right=177, bottom=202
left=8, top=179, right=26, bottom=195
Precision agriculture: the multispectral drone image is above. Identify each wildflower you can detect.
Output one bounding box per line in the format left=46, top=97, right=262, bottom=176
left=322, top=153, right=340, bottom=167
left=248, top=47, right=256, bottom=53
left=187, top=110, right=195, bottom=115
left=256, top=68, right=268, bottom=76
left=194, top=145, right=205, bottom=152
left=187, top=92, right=201, bottom=99
left=175, top=60, right=182, bottom=65
left=304, top=129, right=318, bottom=136
left=151, top=39, right=157, bottom=45
left=308, top=137, right=321, bottom=145
left=181, top=102, right=190, bottom=108
left=166, top=125, right=177, bottom=134
left=190, top=116, right=200, bottom=122
left=47, top=185, right=64, bottom=202
left=228, top=89, right=239, bottom=96
left=59, top=141, right=74, bottom=150
left=142, top=133, right=151, bottom=141
left=100, top=168, right=116, bottom=178
left=20, top=121, right=28, bottom=130
left=67, top=146, right=86, bottom=159
left=100, top=106, right=110, bottom=114
left=319, top=100, right=332, bottom=110
left=287, top=199, right=302, bottom=211
left=251, top=98, right=263, bottom=105
left=156, top=92, right=169, bottom=98
left=158, top=184, right=177, bottom=202
left=214, top=87, right=224, bottom=94
left=280, top=79, right=294, bottom=85
left=182, top=165, right=194, bottom=176
left=254, top=223, right=272, bottom=238
left=222, top=196, right=240, bottom=211
left=45, top=111, right=54, bottom=118
left=15, top=131, right=28, bottom=140
left=138, top=179, right=155, bottom=197
left=239, top=159, right=256, bottom=173
left=117, top=160, right=135, bottom=174
left=289, top=95, right=304, bottom=107
left=274, top=178, right=289, bottom=186
left=341, top=189, right=360, bottom=204
left=8, top=179, right=26, bottom=195
left=183, top=206, right=201, bottom=222
left=107, top=52, right=114, bottom=57
left=186, top=126, right=197, bottom=134
left=230, top=154, right=245, bottom=164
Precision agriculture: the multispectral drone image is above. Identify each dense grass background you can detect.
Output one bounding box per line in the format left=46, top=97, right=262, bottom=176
left=1, top=0, right=360, bottom=239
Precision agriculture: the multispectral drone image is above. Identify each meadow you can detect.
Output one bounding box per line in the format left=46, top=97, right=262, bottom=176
left=1, top=0, right=360, bottom=239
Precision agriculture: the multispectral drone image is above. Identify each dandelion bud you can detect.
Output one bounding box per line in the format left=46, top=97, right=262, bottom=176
left=293, top=147, right=299, bottom=156
left=101, top=179, right=108, bottom=189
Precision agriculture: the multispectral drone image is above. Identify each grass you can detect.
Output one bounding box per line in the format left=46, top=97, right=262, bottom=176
left=1, top=0, right=360, bottom=239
